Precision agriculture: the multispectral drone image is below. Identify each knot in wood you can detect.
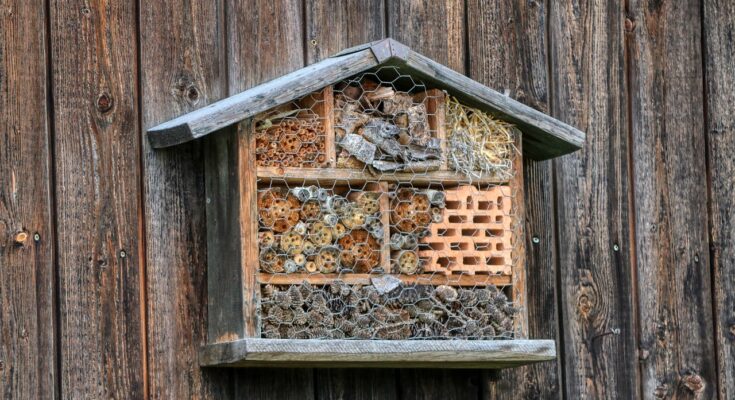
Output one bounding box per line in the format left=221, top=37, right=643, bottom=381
left=96, top=92, right=113, bottom=113
left=13, top=231, right=28, bottom=245
left=624, top=18, right=636, bottom=32
left=187, top=86, right=199, bottom=102
left=653, top=384, right=669, bottom=399
left=679, top=373, right=704, bottom=394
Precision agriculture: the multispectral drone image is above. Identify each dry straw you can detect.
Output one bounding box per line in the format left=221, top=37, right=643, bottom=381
left=445, top=96, right=517, bottom=180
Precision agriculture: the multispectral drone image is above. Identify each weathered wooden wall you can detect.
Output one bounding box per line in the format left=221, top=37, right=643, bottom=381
left=0, top=0, right=731, bottom=398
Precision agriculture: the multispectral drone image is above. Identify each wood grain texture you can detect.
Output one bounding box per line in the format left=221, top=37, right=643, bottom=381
left=304, top=7, right=395, bottom=397
left=316, top=369, right=398, bottom=400
left=49, top=0, right=145, bottom=397
left=466, top=0, right=562, bottom=398
left=200, top=339, right=556, bottom=368
left=387, top=0, right=465, bottom=73
left=703, top=0, right=735, bottom=398
left=225, top=1, right=314, bottom=398
left=0, top=1, right=55, bottom=398
left=305, top=0, right=385, bottom=65
left=549, top=1, right=640, bottom=398
left=204, top=122, right=257, bottom=342
left=139, top=0, right=232, bottom=398
left=628, top=1, right=716, bottom=398
left=385, top=4, right=484, bottom=398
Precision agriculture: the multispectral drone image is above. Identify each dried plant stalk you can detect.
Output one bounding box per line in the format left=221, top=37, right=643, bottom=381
left=445, top=96, right=517, bottom=180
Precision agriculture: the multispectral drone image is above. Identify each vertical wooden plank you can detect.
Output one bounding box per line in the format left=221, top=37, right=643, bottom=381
left=628, top=1, right=717, bottom=398
left=398, top=370, right=481, bottom=400
left=299, top=86, right=336, bottom=167
left=139, top=0, right=232, bottom=398
left=386, top=2, right=479, bottom=399
left=204, top=121, right=258, bottom=342
left=0, top=1, right=56, bottom=398
left=305, top=0, right=386, bottom=65
left=549, top=1, right=640, bottom=399
left=49, top=0, right=145, bottom=397
left=509, top=132, right=527, bottom=337
left=703, top=0, right=735, bottom=398
left=466, top=1, right=562, bottom=398
left=316, top=369, right=398, bottom=400
left=226, top=0, right=315, bottom=397
left=387, top=0, right=465, bottom=73
left=305, top=2, right=396, bottom=398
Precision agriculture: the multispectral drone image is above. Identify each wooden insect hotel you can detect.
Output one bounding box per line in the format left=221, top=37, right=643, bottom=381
left=148, top=39, right=584, bottom=368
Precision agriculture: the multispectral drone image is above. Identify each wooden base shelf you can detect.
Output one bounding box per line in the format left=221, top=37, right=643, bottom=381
left=257, top=272, right=511, bottom=287
left=257, top=166, right=507, bottom=185
left=200, top=338, right=556, bottom=369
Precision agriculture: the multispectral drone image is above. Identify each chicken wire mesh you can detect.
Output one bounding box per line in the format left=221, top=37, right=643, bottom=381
left=253, top=66, right=522, bottom=340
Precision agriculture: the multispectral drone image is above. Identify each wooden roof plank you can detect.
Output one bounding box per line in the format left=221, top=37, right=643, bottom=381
left=394, top=49, right=584, bottom=160
left=147, top=49, right=379, bottom=148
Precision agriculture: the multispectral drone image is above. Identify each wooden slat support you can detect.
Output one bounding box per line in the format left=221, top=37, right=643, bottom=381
left=205, top=120, right=258, bottom=343
left=199, top=338, right=556, bottom=368
left=258, top=273, right=511, bottom=287
left=509, top=129, right=527, bottom=336
left=257, top=166, right=506, bottom=185
left=297, top=85, right=336, bottom=168
left=414, top=89, right=448, bottom=170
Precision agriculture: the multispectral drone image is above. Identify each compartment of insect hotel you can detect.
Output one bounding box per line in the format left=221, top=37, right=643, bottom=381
left=252, top=67, right=524, bottom=341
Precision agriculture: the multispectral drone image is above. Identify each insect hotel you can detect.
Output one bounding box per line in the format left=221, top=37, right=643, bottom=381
left=148, top=39, right=584, bottom=368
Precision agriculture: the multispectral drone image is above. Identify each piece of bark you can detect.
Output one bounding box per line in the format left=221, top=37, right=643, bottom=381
left=365, top=86, right=395, bottom=102
left=405, top=144, right=441, bottom=161
left=338, top=133, right=376, bottom=164
left=383, top=92, right=414, bottom=115
left=361, top=118, right=401, bottom=139
left=370, top=160, right=402, bottom=172
left=407, top=103, right=429, bottom=144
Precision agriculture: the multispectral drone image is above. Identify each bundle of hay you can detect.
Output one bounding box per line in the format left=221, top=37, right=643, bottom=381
left=445, top=96, right=517, bottom=180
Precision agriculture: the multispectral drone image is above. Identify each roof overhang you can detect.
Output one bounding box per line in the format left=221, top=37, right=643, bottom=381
left=147, top=38, right=584, bottom=160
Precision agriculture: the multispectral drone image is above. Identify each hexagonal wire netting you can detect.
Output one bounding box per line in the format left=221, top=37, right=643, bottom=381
left=254, top=66, right=521, bottom=340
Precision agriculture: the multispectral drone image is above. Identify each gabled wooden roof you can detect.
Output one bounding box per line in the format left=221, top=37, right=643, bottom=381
left=147, top=38, right=584, bottom=160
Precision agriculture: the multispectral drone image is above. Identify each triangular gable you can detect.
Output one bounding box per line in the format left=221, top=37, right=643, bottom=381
left=147, top=38, right=584, bottom=160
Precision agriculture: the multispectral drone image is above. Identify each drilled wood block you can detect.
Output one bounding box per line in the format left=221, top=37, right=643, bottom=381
left=418, top=185, right=513, bottom=275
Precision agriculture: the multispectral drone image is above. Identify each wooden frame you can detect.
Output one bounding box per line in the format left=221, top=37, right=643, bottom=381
left=194, top=40, right=577, bottom=368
